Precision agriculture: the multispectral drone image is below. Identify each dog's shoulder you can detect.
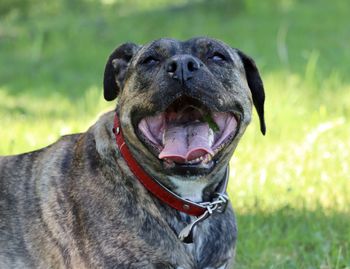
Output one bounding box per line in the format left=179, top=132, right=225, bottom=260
left=0, top=134, right=78, bottom=180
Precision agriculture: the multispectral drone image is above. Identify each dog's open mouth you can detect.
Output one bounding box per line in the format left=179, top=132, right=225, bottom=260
left=137, top=97, right=239, bottom=171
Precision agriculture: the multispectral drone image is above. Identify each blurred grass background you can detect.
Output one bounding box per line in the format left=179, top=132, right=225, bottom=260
left=0, top=0, right=349, bottom=268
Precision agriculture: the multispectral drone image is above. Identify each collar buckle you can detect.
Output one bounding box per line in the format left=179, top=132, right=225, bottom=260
left=199, top=193, right=229, bottom=214
left=179, top=192, right=229, bottom=243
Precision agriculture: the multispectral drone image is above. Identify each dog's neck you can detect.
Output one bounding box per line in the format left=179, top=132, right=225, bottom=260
left=168, top=176, right=208, bottom=203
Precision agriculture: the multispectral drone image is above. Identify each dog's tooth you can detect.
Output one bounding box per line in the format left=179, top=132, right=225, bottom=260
left=208, top=129, right=214, bottom=147
left=188, top=157, right=199, bottom=164
left=201, top=153, right=212, bottom=164
left=203, top=156, right=208, bottom=164
left=202, top=153, right=210, bottom=163
left=186, top=153, right=215, bottom=165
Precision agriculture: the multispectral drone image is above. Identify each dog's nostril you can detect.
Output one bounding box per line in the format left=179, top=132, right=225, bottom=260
left=186, top=59, right=200, bottom=73
left=187, top=61, right=195, bottom=72
left=167, top=61, right=177, bottom=73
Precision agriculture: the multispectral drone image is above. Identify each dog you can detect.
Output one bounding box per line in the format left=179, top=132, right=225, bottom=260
left=0, top=37, right=265, bottom=269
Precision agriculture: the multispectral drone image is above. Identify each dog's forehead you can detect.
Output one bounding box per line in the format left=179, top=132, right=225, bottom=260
left=184, top=37, right=230, bottom=51
left=139, top=37, right=231, bottom=55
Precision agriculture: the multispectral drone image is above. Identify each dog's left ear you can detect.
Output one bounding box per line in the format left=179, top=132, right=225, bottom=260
left=103, top=42, right=139, bottom=101
left=237, top=50, right=266, bottom=135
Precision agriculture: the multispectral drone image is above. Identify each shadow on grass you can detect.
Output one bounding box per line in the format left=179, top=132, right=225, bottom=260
left=234, top=206, right=350, bottom=269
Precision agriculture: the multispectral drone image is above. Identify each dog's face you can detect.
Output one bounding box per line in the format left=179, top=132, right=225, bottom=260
left=103, top=37, right=265, bottom=188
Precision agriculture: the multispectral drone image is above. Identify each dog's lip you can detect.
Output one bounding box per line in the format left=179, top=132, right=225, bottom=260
left=137, top=98, right=240, bottom=167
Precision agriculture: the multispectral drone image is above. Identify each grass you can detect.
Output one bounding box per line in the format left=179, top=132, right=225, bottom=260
left=0, top=0, right=349, bottom=268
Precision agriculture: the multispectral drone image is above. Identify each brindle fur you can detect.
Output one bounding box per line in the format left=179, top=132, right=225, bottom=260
left=0, top=37, right=265, bottom=269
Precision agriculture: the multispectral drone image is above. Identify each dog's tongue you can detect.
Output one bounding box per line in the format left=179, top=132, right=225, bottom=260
left=158, top=122, right=214, bottom=163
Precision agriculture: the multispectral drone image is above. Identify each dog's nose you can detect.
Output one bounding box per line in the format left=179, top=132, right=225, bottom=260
left=166, top=55, right=201, bottom=84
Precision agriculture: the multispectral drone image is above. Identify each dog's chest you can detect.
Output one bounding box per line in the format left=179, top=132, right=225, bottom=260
left=167, top=212, right=233, bottom=269
left=177, top=230, right=230, bottom=269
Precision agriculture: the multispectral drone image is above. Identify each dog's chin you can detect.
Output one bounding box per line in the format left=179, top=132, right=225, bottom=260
left=135, top=96, right=240, bottom=176
left=162, top=160, right=216, bottom=176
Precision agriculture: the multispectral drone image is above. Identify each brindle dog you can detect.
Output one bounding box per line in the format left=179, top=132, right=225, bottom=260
left=0, top=37, right=265, bottom=269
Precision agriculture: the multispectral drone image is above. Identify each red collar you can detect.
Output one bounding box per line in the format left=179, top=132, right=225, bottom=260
left=113, top=112, right=229, bottom=217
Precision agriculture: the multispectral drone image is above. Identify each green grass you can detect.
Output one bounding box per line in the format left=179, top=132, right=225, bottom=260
left=0, top=0, right=349, bottom=268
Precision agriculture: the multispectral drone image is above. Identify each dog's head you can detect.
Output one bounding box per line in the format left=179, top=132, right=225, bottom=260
left=103, top=37, right=265, bottom=191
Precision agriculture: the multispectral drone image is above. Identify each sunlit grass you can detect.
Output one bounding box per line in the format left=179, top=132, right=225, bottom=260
left=227, top=72, right=350, bottom=268
left=0, top=87, right=113, bottom=154
left=229, top=71, right=350, bottom=212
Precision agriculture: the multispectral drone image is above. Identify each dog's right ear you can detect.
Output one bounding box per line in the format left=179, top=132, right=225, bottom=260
left=236, top=50, right=266, bottom=135
left=103, top=43, right=139, bottom=101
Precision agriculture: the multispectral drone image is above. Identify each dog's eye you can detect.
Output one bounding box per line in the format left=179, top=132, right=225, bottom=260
left=209, top=52, right=226, bottom=62
left=141, top=56, right=159, bottom=65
